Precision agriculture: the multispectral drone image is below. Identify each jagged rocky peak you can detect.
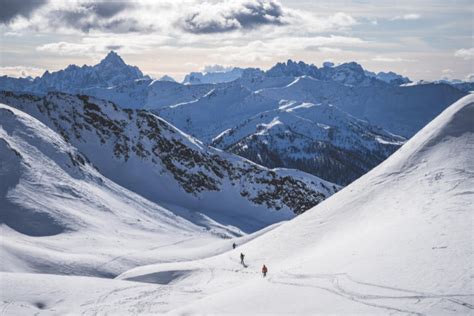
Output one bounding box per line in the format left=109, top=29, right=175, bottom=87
left=99, top=50, right=126, bottom=67
left=266, top=59, right=319, bottom=78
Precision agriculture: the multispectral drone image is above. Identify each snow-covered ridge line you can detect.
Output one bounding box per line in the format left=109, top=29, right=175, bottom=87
left=0, top=91, right=339, bottom=231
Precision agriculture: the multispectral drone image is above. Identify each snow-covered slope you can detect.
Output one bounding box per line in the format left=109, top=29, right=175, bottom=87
left=0, top=91, right=338, bottom=233
left=0, top=102, right=231, bottom=278
left=258, top=76, right=467, bottom=137
left=125, top=94, right=474, bottom=314
left=82, top=79, right=213, bottom=109
left=3, top=92, right=470, bottom=315
left=212, top=102, right=405, bottom=185
left=156, top=82, right=281, bottom=143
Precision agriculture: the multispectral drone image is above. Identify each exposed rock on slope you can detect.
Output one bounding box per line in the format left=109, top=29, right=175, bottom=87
left=0, top=91, right=338, bottom=231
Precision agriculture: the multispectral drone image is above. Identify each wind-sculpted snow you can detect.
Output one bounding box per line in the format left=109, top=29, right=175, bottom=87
left=0, top=91, right=337, bottom=233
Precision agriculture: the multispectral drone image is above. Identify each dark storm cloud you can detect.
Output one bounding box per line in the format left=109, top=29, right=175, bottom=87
left=88, top=2, right=130, bottom=18
left=106, top=45, right=123, bottom=51
left=0, top=0, right=47, bottom=24
left=181, top=0, right=287, bottom=34
left=47, top=1, right=142, bottom=33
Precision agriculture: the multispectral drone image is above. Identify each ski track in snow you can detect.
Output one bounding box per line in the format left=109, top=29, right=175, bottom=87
left=271, top=271, right=474, bottom=315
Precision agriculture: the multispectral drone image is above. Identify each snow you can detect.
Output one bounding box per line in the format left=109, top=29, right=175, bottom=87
left=0, top=103, right=230, bottom=278
left=1, top=94, right=472, bottom=315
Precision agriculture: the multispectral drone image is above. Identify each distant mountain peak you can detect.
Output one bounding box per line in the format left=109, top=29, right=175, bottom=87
left=98, top=50, right=126, bottom=67
left=158, top=75, right=176, bottom=82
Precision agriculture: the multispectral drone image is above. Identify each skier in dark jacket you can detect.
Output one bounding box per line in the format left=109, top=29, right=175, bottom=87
left=240, top=253, right=245, bottom=265
left=233, top=242, right=237, bottom=249
left=262, top=264, right=268, bottom=277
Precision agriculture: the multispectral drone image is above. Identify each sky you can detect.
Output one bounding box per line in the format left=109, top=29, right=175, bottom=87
left=0, top=0, right=472, bottom=81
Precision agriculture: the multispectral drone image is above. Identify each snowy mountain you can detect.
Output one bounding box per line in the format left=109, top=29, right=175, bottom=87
left=183, top=67, right=244, bottom=84
left=0, top=52, right=467, bottom=188
left=0, top=53, right=465, bottom=139
left=211, top=102, right=405, bottom=185
left=436, top=80, right=474, bottom=93
left=2, top=93, right=470, bottom=315
left=0, top=101, right=230, bottom=277
left=257, top=76, right=467, bottom=137
left=155, top=82, right=281, bottom=143
left=0, top=51, right=148, bottom=94
left=365, top=70, right=411, bottom=85
left=162, top=93, right=474, bottom=315
left=0, top=91, right=337, bottom=233
left=82, top=78, right=213, bottom=109
left=267, top=60, right=383, bottom=86
left=158, top=75, right=176, bottom=82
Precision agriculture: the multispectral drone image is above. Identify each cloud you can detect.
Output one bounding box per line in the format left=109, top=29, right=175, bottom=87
left=0, top=65, right=44, bottom=78
left=326, top=12, right=357, bottom=28
left=454, top=48, right=474, bottom=60
left=202, top=65, right=235, bottom=72
left=88, top=2, right=130, bottom=18
left=206, top=35, right=366, bottom=64
left=37, top=41, right=95, bottom=56
left=106, top=45, right=123, bottom=51
left=317, top=47, right=343, bottom=53
left=45, top=1, right=142, bottom=33
left=372, top=56, right=415, bottom=62
left=391, top=14, right=421, bottom=21
left=466, top=73, right=474, bottom=82
left=0, top=0, right=47, bottom=24
left=2, top=0, right=357, bottom=39
left=180, top=0, right=287, bottom=34
left=36, top=34, right=172, bottom=58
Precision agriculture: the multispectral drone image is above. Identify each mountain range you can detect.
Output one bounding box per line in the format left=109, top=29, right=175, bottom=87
left=0, top=52, right=468, bottom=187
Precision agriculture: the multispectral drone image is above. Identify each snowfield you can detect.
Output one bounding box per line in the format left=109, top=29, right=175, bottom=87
left=1, top=94, right=472, bottom=314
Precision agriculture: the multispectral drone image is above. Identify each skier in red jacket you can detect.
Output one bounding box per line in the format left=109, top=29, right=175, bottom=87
left=262, top=264, right=268, bottom=277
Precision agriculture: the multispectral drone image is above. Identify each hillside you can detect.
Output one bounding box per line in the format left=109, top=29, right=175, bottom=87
left=212, top=102, right=405, bottom=185
left=169, top=94, right=474, bottom=314
left=0, top=91, right=337, bottom=233
left=0, top=102, right=232, bottom=278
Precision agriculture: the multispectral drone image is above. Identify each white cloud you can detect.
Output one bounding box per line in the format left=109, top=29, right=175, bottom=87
left=179, top=0, right=288, bottom=34
left=454, top=48, right=474, bottom=60
left=317, top=47, right=343, bottom=53
left=202, top=65, right=235, bottom=72
left=0, top=66, right=44, bottom=77
left=391, top=14, right=421, bottom=21
left=372, top=56, right=415, bottom=62
left=36, top=34, right=172, bottom=58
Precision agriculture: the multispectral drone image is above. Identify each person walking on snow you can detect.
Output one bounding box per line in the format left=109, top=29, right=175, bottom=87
left=262, top=264, right=268, bottom=277
left=233, top=242, right=236, bottom=249
left=240, top=253, right=245, bottom=265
